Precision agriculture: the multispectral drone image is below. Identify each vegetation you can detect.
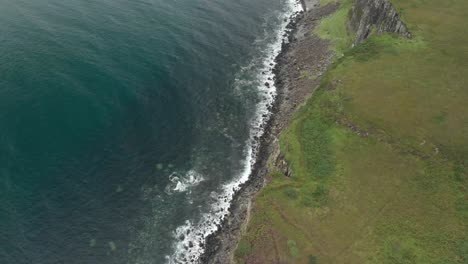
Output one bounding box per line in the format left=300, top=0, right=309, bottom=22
left=315, top=0, right=352, bottom=54
left=235, top=0, right=467, bottom=263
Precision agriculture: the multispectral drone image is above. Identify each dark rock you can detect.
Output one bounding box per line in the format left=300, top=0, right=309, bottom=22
left=348, top=0, right=410, bottom=44
left=200, top=2, right=341, bottom=263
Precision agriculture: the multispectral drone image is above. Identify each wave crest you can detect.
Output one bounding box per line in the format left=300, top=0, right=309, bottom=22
left=165, top=170, right=205, bottom=195
left=167, top=0, right=302, bottom=263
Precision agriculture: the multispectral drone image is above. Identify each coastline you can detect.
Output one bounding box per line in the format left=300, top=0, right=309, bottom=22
left=200, top=1, right=340, bottom=263
left=199, top=0, right=468, bottom=262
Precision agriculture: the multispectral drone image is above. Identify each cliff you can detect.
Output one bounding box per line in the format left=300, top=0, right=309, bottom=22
left=348, top=0, right=410, bottom=44
left=233, top=0, right=468, bottom=262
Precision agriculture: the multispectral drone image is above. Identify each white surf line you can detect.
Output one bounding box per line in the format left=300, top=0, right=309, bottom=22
left=166, top=0, right=302, bottom=263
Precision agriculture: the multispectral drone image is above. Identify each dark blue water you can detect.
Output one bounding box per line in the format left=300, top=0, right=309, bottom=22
left=0, top=0, right=299, bottom=263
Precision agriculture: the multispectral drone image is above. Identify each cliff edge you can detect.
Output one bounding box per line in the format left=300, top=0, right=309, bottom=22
left=348, top=0, right=410, bottom=44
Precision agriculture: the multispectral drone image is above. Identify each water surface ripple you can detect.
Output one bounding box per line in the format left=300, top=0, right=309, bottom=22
left=0, top=0, right=297, bottom=263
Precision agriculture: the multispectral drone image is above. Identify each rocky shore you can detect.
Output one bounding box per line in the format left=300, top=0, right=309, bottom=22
left=200, top=1, right=340, bottom=263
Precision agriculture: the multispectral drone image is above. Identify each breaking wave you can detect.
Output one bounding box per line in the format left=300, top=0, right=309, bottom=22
left=166, top=0, right=302, bottom=263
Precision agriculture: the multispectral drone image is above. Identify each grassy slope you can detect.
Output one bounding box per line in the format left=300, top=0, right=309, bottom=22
left=235, top=0, right=468, bottom=263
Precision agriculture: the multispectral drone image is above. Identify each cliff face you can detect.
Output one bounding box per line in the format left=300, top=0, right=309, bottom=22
left=348, top=0, right=410, bottom=44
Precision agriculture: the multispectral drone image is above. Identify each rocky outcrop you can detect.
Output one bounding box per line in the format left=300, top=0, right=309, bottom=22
left=275, top=153, right=293, bottom=177
left=202, top=1, right=409, bottom=263
left=200, top=3, right=340, bottom=263
left=348, top=0, right=410, bottom=44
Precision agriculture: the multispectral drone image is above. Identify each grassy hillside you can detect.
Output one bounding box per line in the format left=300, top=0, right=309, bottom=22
left=235, top=0, right=468, bottom=263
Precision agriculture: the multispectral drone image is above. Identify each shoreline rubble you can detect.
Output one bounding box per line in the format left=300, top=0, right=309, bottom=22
left=200, top=1, right=340, bottom=263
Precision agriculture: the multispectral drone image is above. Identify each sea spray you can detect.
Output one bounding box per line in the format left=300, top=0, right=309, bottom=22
left=166, top=0, right=302, bottom=262
left=0, top=0, right=305, bottom=262
left=165, top=170, right=205, bottom=195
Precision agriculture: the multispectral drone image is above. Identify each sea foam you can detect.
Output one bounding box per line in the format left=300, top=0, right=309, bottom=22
left=165, top=170, right=205, bottom=194
left=167, top=0, right=302, bottom=263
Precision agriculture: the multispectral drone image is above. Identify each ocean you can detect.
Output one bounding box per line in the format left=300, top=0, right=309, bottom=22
left=0, top=0, right=300, bottom=263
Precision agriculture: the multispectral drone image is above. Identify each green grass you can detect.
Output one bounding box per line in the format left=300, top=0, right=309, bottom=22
left=236, top=85, right=466, bottom=263
left=287, top=240, right=300, bottom=257
left=331, top=33, right=468, bottom=160
left=235, top=0, right=468, bottom=263
left=235, top=240, right=252, bottom=259
left=315, top=0, right=352, bottom=54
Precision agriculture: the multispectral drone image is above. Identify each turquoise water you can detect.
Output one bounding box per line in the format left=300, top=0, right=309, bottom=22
left=0, top=0, right=299, bottom=262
